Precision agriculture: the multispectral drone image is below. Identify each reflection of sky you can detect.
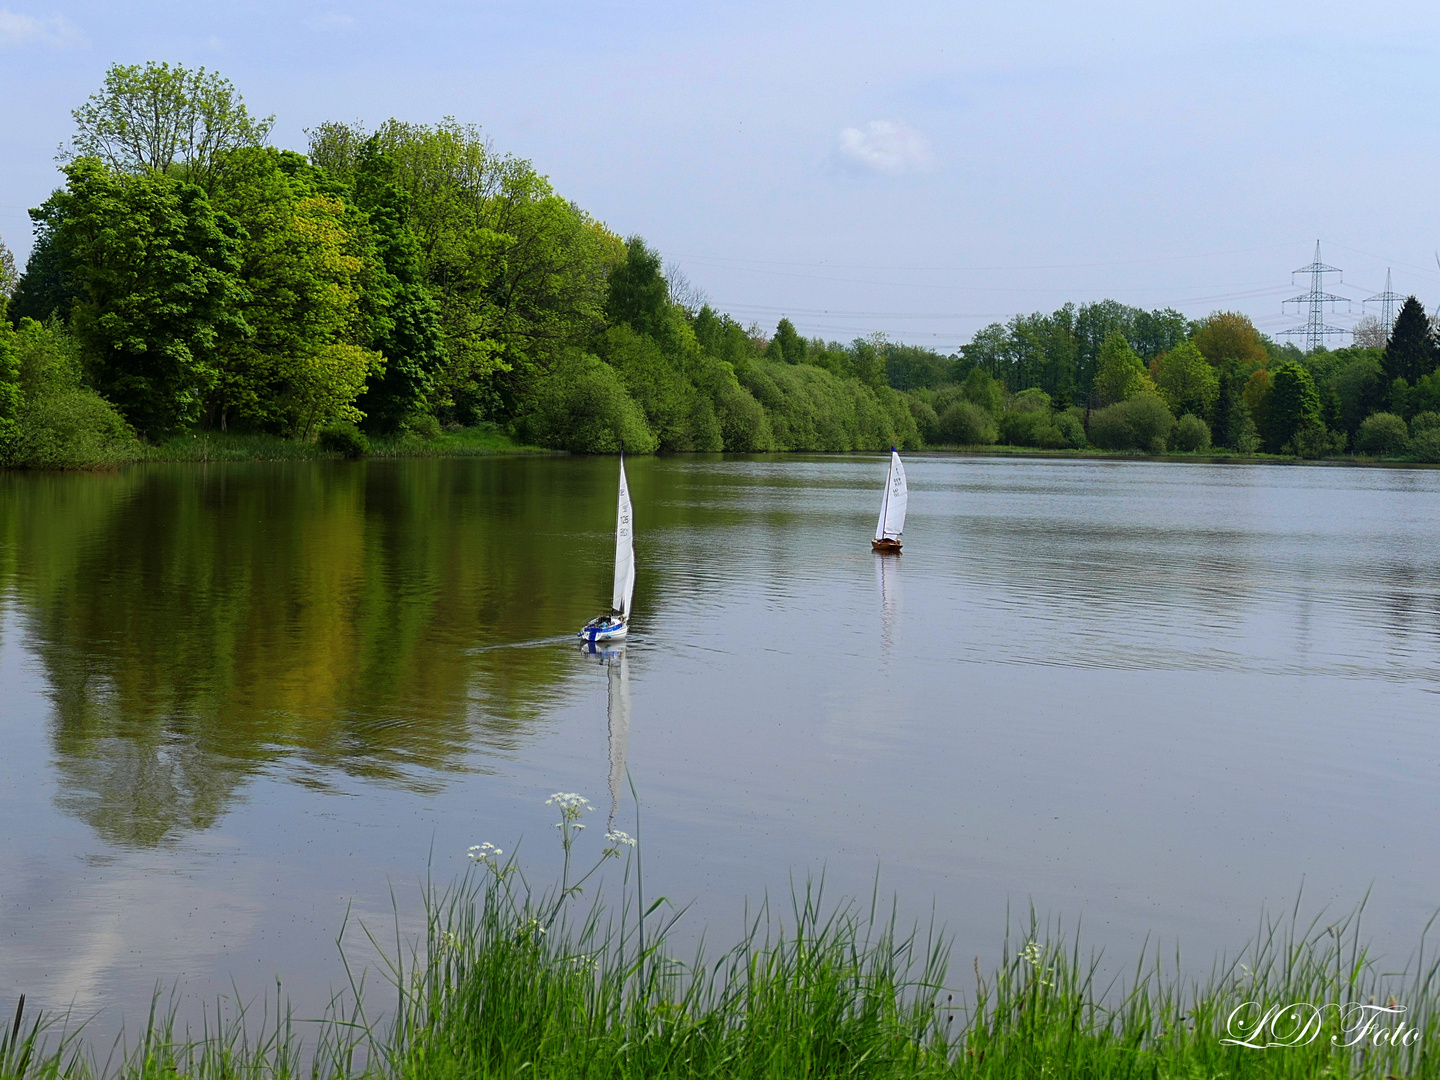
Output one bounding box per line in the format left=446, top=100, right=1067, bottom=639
left=4, top=456, right=1440, bottom=1033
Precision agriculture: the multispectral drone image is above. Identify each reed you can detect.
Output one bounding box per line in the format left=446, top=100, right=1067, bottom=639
left=4, top=798, right=1436, bottom=1079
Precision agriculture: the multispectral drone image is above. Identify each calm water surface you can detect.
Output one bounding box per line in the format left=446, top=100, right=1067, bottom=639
left=1, top=454, right=1437, bottom=1024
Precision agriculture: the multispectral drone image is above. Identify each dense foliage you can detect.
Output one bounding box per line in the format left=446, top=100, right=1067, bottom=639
left=6, top=60, right=1440, bottom=466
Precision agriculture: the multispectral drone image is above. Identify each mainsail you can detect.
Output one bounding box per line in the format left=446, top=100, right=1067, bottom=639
left=612, top=457, right=635, bottom=619
left=874, top=449, right=908, bottom=542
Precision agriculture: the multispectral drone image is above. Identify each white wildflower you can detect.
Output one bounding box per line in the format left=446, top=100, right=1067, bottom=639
left=467, top=842, right=503, bottom=863
left=605, top=830, right=636, bottom=847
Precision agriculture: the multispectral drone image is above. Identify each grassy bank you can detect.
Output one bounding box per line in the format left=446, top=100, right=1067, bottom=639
left=138, top=425, right=537, bottom=463
left=5, top=799, right=1436, bottom=1080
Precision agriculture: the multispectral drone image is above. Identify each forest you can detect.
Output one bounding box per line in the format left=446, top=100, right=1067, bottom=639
left=4, top=61, right=1440, bottom=467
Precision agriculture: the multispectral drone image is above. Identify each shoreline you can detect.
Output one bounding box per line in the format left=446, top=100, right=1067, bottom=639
left=4, top=429, right=1438, bottom=471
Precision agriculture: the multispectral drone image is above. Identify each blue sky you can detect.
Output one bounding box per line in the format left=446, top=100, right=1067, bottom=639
left=3, top=0, right=1439, bottom=350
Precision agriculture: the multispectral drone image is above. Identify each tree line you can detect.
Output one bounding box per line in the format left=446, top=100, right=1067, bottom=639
left=3, top=61, right=1440, bottom=466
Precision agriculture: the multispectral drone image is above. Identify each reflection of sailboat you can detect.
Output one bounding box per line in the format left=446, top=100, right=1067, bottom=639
left=580, top=640, right=631, bottom=827
left=871, top=447, right=907, bottom=552
left=876, top=551, right=902, bottom=654
left=579, top=454, right=635, bottom=642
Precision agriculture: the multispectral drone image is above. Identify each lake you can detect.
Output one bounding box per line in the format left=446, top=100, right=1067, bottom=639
left=1, top=454, right=1437, bottom=1028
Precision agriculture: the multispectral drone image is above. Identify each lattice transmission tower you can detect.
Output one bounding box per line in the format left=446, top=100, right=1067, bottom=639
left=1364, top=268, right=1404, bottom=335
left=1280, top=241, right=1349, bottom=352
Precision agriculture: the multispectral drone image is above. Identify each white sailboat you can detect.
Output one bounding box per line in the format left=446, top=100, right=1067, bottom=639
left=871, top=447, right=907, bottom=552
left=579, top=455, right=635, bottom=641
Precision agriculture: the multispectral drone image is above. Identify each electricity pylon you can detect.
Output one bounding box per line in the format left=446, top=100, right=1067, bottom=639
left=1363, top=268, right=1404, bottom=336
left=1280, top=240, right=1349, bottom=352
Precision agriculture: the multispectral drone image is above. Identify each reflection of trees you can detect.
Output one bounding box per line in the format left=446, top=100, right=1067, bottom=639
left=2, top=458, right=708, bottom=848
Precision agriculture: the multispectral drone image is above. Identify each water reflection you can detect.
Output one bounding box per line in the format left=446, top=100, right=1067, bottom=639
left=875, top=553, right=901, bottom=658
left=580, top=641, right=632, bottom=828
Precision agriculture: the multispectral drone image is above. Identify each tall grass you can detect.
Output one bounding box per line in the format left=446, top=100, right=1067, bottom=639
left=4, top=804, right=1437, bottom=1079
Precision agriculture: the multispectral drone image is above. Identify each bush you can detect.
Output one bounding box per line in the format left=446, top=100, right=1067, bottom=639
left=937, top=400, right=997, bottom=445
left=906, top=395, right=939, bottom=445
left=1088, top=394, right=1175, bottom=452
left=5, top=387, right=140, bottom=468
left=1171, top=413, right=1212, bottom=452
left=1355, top=412, right=1409, bottom=456
left=1410, top=427, right=1440, bottom=463
left=1286, top=424, right=1345, bottom=459
left=401, top=412, right=443, bottom=440
left=517, top=352, right=658, bottom=453
left=318, top=421, right=370, bottom=458
left=1410, top=411, right=1440, bottom=435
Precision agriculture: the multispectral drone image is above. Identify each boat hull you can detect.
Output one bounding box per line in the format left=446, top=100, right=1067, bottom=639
left=871, top=537, right=902, bottom=553
left=579, top=617, right=628, bottom=642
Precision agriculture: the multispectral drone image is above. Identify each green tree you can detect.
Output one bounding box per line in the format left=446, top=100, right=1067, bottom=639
left=1091, top=330, right=1154, bottom=406
left=65, top=62, right=274, bottom=193
left=1382, top=297, right=1436, bottom=386
left=47, top=158, right=245, bottom=439
left=1263, top=360, right=1322, bottom=453
left=0, top=236, right=17, bottom=299
left=770, top=318, right=805, bottom=364
left=347, top=137, right=447, bottom=433
left=1334, top=353, right=1387, bottom=436
left=1192, top=311, right=1267, bottom=365
left=209, top=148, right=382, bottom=435
left=1151, top=342, right=1219, bottom=421
left=0, top=302, right=21, bottom=447
left=607, top=236, right=670, bottom=340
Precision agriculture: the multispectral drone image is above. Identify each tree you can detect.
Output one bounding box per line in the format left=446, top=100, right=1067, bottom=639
left=47, top=158, right=245, bottom=439
left=1263, top=360, right=1322, bottom=453
left=1382, top=297, right=1436, bottom=386
left=1151, top=342, right=1219, bottom=422
left=771, top=318, right=804, bottom=363
left=0, top=235, right=17, bottom=299
left=1351, top=314, right=1387, bottom=348
left=0, top=302, right=21, bottom=447
left=1091, top=330, right=1154, bottom=406
left=1192, top=311, right=1267, bottom=365
left=607, top=236, right=669, bottom=339
left=348, top=137, right=447, bottom=433
left=66, top=62, right=273, bottom=193
left=209, top=149, right=382, bottom=435
left=1334, top=353, right=1386, bottom=436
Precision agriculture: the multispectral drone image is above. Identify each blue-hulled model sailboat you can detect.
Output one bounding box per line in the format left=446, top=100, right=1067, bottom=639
left=579, top=454, right=635, bottom=642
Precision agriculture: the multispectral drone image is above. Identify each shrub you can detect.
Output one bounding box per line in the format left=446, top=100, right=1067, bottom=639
left=937, top=400, right=997, bottom=445
left=5, top=387, right=140, bottom=468
left=1354, top=412, right=1409, bottom=456
left=906, top=395, right=939, bottom=445
left=1088, top=394, right=1175, bottom=452
left=516, top=352, right=658, bottom=453
left=1171, top=413, right=1212, bottom=452
left=401, top=412, right=443, bottom=440
left=1286, top=424, right=1345, bottom=459
left=1410, top=411, right=1440, bottom=435
left=1051, top=409, right=1088, bottom=449
left=1410, top=427, right=1440, bottom=463
left=318, top=421, right=370, bottom=458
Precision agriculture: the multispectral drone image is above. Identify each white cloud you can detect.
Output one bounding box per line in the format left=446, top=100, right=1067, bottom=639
left=835, top=119, right=933, bottom=176
left=0, top=7, right=81, bottom=47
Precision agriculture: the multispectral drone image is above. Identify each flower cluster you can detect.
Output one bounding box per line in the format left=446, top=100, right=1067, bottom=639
left=605, top=830, right=636, bottom=847
left=468, top=841, right=503, bottom=864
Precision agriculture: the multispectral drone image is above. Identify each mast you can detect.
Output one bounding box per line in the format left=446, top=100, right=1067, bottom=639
left=876, top=450, right=894, bottom=541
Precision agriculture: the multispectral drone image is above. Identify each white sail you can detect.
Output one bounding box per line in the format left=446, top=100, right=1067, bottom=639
left=612, top=457, right=635, bottom=619
left=874, top=449, right=908, bottom=541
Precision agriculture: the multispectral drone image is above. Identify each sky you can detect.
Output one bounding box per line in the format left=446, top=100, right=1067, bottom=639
left=3, top=0, right=1439, bottom=352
